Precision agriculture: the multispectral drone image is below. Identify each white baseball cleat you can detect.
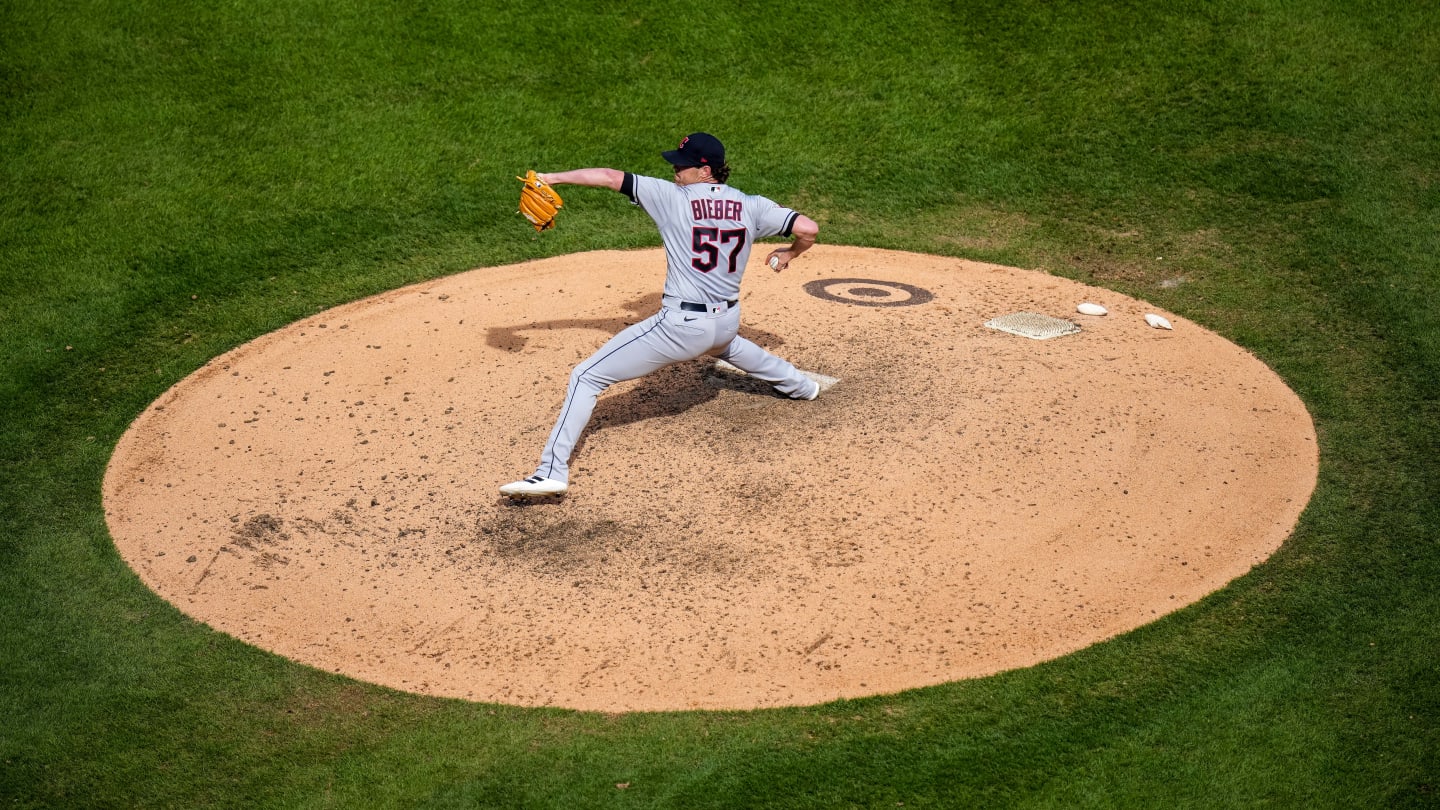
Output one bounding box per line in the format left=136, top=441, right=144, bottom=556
left=499, top=476, right=568, bottom=498
left=788, top=378, right=822, bottom=400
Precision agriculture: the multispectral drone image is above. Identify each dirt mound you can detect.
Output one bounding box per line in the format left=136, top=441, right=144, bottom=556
left=103, top=246, right=1317, bottom=711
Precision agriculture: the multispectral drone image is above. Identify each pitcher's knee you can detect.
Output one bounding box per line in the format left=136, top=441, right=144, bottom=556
left=571, top=367, right=613, bottom=395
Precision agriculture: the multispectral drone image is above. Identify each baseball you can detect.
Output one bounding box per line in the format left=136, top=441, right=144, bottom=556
left=769, top=255, right=781, bottom=270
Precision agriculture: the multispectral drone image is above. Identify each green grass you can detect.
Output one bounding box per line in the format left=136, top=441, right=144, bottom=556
left=3, top=0, right=1438, bottom=806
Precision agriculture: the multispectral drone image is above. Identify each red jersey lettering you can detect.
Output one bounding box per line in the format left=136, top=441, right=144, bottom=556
left=690, top=199, right=744, bottom=221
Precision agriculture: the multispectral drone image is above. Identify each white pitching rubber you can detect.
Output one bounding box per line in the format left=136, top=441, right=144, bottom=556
left=713, top=360, right=840, bottom=394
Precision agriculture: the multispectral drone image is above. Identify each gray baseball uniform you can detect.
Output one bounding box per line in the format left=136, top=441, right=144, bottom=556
left=531, top=172, right=816, bottom=485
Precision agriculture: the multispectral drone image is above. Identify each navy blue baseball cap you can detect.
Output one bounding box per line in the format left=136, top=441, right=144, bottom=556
left=662, top=132, right=725, bottom=168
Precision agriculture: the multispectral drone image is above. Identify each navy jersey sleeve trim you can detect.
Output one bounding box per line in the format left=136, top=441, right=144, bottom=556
left=780, top=211, right=800, bottom=238
left=620, top=172, right=638, bottom=203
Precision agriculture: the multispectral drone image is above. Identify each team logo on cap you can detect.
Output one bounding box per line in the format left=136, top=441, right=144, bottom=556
left=677, top=135, right=710, bottom=164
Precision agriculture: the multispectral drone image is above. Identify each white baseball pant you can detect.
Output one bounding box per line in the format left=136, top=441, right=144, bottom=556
left=534, top=298, right=813, bottom=484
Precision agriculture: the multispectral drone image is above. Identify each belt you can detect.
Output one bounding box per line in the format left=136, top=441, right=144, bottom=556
left=679, top=300, right=738, bottom=312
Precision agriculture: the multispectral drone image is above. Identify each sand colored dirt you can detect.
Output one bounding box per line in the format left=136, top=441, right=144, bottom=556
left=103, top=246, right=1317, bottom=712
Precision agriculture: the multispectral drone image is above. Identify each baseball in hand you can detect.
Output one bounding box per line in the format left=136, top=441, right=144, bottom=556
left=769, top=255, right=781, bottom=270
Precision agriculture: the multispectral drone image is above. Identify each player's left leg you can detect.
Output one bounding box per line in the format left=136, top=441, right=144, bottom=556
left=534, top=314, right=673, bottom=485
left=504, top=309, right=719, bottom=496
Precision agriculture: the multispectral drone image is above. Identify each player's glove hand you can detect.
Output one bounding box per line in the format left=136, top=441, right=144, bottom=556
left=517, top=170, right=563, bottom=232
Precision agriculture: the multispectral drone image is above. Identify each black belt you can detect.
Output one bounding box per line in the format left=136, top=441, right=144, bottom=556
left=679, top=300, right=738, bottom=312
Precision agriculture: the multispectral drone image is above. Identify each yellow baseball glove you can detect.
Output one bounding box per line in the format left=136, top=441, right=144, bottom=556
left=517, top=170, right=563, bottom=232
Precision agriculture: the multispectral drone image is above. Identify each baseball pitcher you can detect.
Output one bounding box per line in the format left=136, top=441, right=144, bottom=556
left=500, top=132, right=821, bottom=498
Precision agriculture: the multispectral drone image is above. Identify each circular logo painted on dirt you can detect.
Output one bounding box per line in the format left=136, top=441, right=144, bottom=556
left=803, top=278, right=935, bottom=307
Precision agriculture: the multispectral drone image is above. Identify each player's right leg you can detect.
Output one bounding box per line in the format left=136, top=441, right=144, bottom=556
left=715, top=336, right=820, bottom=399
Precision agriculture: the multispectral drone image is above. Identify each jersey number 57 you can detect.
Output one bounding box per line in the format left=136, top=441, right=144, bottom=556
left=691, top=227, right=747, bottom=274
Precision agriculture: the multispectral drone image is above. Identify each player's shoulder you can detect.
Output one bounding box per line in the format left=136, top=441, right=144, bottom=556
left=632, top=173, right=678, bottom=189
left=737, top=187, right=783, bottom=209
left=703, top=182, right=771, bottom=203
left=625, top=173, right=682, bottom=206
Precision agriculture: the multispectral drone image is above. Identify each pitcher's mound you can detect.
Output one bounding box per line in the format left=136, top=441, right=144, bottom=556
left=103, top=246, right=1317, bottom=711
